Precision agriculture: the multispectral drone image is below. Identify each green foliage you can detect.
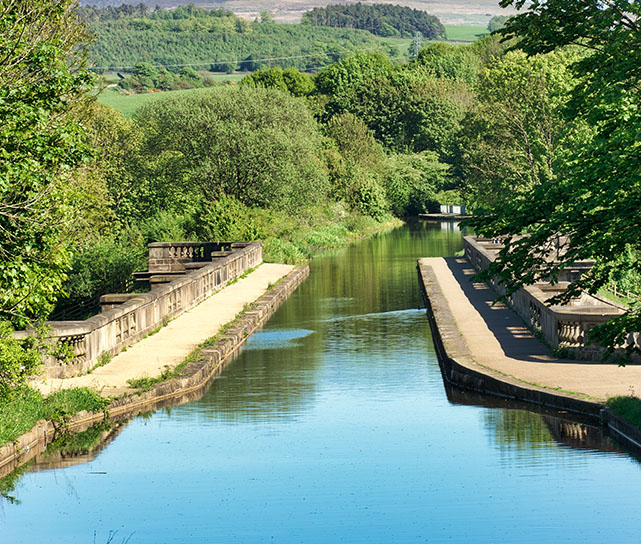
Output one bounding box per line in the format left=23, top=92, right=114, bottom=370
left=607, top=397, right=641, bottom=430
left=134, top=87, right=329, bottom=211
left=0, top=0, right=94, bottom=327
left=127, top=366, right=175, bottom=391
left=458, top=50, right=581, bottom=210
left=385, top=152, right=449, bottom=216
left=195, top=194, right=260, bottom=242
left=413, top=43, right=481, bottom=86
left=53, top=231, right=148, bottom=319
left=178, top=66, right=203, bottom=88
left=302, top=3, right=445, bottom=39
left=0, top=323, right=44, bottom=399
left=332, top=66, right=474, bottom=156
left=0, top=386, right=107, bottom=447
left=345, top=172, right=389, bottom=220
left=488, top=16, right=510, bottom=33
left=83, top=6, right=385, bottom=73
left=140, top=210, right=196, bottom=244
left=470, top=0, right=641, bottom=357
left=323, top=113, right=389, bottom=219
left=315, top=52, right=395, bottom=117
left=119, top=62, right=208, bottom=91
left=241, top=67, right=314, bottom=97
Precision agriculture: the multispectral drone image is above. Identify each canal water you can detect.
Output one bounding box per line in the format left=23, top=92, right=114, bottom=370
left=3, top=222, right=641, bottom=543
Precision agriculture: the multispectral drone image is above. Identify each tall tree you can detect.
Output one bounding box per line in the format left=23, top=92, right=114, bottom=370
left=472, top=0, right=641, bottom=358
left=459, top=50, right=583, bottom=210
left=0, top=0, right=93, bottom=326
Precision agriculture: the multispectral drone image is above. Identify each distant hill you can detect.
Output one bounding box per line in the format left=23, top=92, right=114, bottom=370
left=302, top=3, right=445, bottom=38
left=80, top=4, right=388, bottom=72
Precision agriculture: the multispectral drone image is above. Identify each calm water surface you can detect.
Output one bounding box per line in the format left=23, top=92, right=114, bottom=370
left=3, top=222, right=641, bottom=543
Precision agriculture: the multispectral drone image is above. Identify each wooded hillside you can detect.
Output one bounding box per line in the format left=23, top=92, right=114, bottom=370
left=302, top=3, right=445, bottom=38
left=80, top=4, right=388, bottom=72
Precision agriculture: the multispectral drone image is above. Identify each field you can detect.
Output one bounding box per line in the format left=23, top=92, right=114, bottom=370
left=443, top=24, right=489, bottom=42
left=99, top=87, right=208, bottom=118
left=98, top=73, right=245, bottom=118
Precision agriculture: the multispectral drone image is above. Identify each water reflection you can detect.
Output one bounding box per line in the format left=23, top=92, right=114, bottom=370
left=445, top=385, right=627, bottom=461
left=4, top=222, right=641, bottom=544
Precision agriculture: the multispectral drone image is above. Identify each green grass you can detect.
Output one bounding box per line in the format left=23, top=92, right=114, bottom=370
left=127, top=366, right=175, bottom=391
left=607, top=396, right=641, bottom=430
left=374, top=28, right=486, bottom=61
left=98, top=73, right=245, bottom=118
left=597, top=287, right=633, bottom=308
left=444, top=24, right=489, bottom=42
left=98, top=87, right=211, bottom=118
left=0, top=387, right=109, bottom=447
left=258, top=202, right=401, bottom=264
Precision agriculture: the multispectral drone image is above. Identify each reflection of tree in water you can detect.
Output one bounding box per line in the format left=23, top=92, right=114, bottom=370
left=444, top=358, right=627, bottom=461
left=484, top=408, right=628, bottom=463
left=184, top=221, right=463, bottom=423
left=306, top=220, right=464, bottom=317
left=187, top=298, right=325, bottom=423
left=485, top=409, right=556, bottom=454
left=0, top=420, right=128, bottom=505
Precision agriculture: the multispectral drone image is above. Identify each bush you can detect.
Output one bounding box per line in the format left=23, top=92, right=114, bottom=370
left=195, top=194, right=261, bottom=241
left=141, top=210, right=196, bottom=244
left=385, top=152, right=449, bottom=216
left=346, top=168, right=388, bottom=220
left=53, top=230, right=148, bottom=319
left=0, top=323, right=43, bottom=400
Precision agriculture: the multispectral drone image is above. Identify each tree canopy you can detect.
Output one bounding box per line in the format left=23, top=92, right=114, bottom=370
left=470, top=0, right=641, bottom=358
left=133, top=87, right=329, bottom=212
left=0, top=0, right=93, bottom=326
left=302, top=3, right=445, bottom=39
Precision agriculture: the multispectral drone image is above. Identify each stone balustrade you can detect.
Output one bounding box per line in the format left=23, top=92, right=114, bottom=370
left=17, top=241, right=262, bottom=379
left=464, top=236, right=627, bottom=361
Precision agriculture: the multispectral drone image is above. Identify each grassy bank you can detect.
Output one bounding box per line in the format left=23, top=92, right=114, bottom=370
left=98, top=72, right=246, bottom=118
left=0, top=388, right=108, bottom=447
left=607, top=396, right=641, bottom=430
left=257, top=203, right=401, bottom=264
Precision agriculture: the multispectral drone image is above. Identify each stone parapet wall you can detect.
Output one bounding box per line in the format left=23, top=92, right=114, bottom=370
left=17, top=242, right=262, bottom=379
left=464, top=236, right=624, bottom=360
left=147, top=241, right=244, bottom=274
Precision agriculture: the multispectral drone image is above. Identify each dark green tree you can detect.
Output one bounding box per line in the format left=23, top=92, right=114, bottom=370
left=472, top=0, right=641, bottom=358
left=0, top=0, right=93, bottom=326
left=134, top=87, right=329, bottom=212
left=0, top=0, right=94, bottom=392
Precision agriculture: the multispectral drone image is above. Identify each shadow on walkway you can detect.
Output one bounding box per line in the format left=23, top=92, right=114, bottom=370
left=444, top=257, right=601, bottom=365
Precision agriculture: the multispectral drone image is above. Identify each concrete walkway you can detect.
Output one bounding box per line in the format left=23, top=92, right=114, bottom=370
left=421, top=257, right=641, bottom=401
left=36, top=263, right=295, bottom=397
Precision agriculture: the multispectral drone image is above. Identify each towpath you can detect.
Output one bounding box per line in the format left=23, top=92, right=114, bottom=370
left=35, top=263, right=294, bottom=398
left=420, top=257, right=641, bottom=401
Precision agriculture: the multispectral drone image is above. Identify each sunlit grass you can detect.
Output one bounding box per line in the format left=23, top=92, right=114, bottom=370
left=0, top=387, right=108, bottom=446
left=607, top=396, right=641, bottom=430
